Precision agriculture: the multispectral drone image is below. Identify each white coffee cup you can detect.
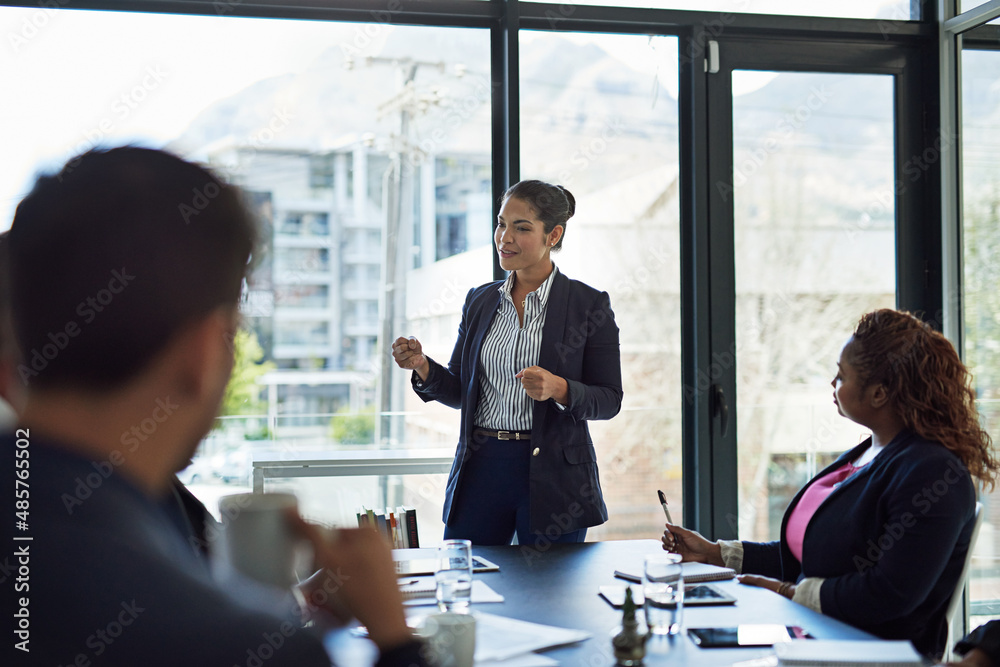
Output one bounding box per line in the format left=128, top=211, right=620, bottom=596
left=218, top=492, right=299, bottom=589
left=418, top=612, right=476, bottom=667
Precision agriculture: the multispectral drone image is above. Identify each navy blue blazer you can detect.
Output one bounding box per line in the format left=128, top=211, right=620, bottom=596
left=412, top=270, right=623, bottom=534
left=742, top=429, right=976, bottom=657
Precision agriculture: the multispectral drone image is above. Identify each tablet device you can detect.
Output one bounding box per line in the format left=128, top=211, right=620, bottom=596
left=392, top=550, right=500, bottom=576
left=599, top=584, right=737, bottom=607
left=688, top=625, right=812, bottom=648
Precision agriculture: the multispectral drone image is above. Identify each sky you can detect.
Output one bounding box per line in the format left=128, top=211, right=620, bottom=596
left=0, top=0, right=916, bottom=228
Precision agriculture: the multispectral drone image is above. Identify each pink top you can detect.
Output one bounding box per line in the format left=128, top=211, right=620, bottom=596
left=785, top=462, right=862, bottom=563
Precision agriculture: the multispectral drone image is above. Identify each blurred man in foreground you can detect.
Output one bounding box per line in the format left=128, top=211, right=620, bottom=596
left=1, top=147, right=423, bottom=666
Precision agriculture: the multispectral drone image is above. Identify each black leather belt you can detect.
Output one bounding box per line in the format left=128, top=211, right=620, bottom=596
left=473, top=428, right=531, bottom=441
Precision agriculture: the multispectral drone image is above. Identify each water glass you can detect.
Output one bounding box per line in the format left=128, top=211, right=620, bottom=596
left=435, top=539, right=473, bottom=613
left=644, top=553, right=683, bottom=635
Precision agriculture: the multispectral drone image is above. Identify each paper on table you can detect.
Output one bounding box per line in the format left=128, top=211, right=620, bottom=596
left=402, top=580, right=505, bottom=606
left=773, top=640, right=923, bottom=667
left=472, top=612, right=591, bottom=662
left=477, top=653, right=559, bottom=667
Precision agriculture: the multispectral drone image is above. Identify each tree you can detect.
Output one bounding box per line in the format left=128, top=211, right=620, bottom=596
left=330, top=405, right=376, bottom=445
left=220, top=329, right=275, bottom=418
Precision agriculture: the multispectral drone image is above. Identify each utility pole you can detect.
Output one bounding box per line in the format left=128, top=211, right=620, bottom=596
left=360, top=56, right=446, bottom=448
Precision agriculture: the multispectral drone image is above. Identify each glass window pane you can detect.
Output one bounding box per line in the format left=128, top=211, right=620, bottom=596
left=960, top=0, right=994, bottom=14
left=962, top=47, right=1000, bottom=626
left=520, top=32, right=681, bottom=540
left=0, top=7, right=490, bottom=540
left=531, top=0, right=911, bottom=20
left=733, top=71, right=896, bottom=541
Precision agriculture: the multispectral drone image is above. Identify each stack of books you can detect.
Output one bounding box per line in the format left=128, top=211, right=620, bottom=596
left=357, top=506, right=419, bottom=548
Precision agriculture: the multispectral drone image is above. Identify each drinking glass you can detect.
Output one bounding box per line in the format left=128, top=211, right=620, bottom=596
left=435, top=539, right=473, bottom=613
left=644, top=553, right=683, bottom=635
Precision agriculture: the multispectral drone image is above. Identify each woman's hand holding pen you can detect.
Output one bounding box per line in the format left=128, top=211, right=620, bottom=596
left=661, top=521, right=726, bottom=567
left=516, top=366, right=569, bottom=403
left=391, top=336, right=430, bottom=381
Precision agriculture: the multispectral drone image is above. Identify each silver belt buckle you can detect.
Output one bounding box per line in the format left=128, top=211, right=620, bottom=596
left=497, top=430, right=511, bottom=440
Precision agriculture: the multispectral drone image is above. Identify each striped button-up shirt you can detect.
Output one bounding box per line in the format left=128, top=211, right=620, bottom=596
left=472, top=266, right=558, bottom=431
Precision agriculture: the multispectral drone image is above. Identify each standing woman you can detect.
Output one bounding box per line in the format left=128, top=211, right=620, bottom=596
left=392, top=180, right=623, bottom=546
left=662, top=309, right=999, bottom=657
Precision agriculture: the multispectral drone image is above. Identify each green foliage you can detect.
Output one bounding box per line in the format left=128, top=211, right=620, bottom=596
left=220, top=329, right=276, bottom=418
left=330, top=405, right=376, bottom=445
left=964, top=185, right=1000, bottom=410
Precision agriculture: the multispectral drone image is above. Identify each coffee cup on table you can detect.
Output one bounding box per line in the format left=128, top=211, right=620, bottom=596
left=218, top=492, right=300, bottom=589
left=418, top=612, right=476, bottom=667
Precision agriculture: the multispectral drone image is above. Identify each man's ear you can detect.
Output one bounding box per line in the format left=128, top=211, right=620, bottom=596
left=170, top=308, right=236, bottom=400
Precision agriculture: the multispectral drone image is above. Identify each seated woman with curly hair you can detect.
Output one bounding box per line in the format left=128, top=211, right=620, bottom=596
left=662, top=309, right=999, bottom=657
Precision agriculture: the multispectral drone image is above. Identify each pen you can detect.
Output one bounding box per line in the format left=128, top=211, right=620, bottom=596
left=657, top=489, right=673, bottom=524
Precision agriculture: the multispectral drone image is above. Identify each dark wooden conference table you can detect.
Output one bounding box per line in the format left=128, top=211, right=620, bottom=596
left=463, top=539, right=874, bottom=666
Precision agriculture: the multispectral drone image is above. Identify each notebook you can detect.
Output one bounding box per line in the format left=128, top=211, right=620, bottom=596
left=392, top=548, right=500, bottom=576
left=773, top=640, right=923, bottom=667
left=614, top=562, right=736, bottom=584
left=599, top=583, right=737, bottom=607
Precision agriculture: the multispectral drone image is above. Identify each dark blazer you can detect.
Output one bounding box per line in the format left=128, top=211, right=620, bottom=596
left=742, top=429, right=976, bottom=657
left=412, top=270, right=623, bottom=534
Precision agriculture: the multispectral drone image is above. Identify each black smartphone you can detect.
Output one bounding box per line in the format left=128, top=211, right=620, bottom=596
left=688, top=625, right=812, bottom=648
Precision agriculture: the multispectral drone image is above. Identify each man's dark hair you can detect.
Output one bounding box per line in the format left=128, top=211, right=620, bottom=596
left=9, top=146, right=257, bottom=390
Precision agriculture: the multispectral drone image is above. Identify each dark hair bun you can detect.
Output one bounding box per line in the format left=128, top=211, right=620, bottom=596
left=557, top=185, right=576, bottom=218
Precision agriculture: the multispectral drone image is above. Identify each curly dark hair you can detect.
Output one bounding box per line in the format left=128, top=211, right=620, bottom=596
left=846, top=309, right=998, bottom=489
